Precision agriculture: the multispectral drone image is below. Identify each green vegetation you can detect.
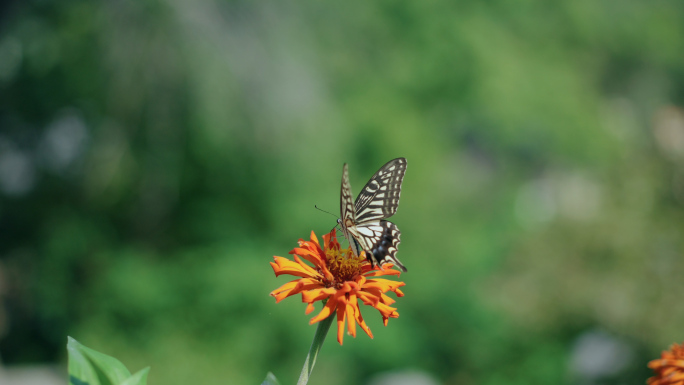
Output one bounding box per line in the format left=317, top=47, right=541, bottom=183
left=68, top=337, right=150, bottom=385
left=1, top=0, right=683, bottom=384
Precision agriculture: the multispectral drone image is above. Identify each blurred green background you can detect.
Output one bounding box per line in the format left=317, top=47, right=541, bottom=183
left=1, top=0, right=684, bottom=384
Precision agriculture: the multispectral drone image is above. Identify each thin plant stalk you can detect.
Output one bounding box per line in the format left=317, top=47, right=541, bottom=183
left=296, top=313, right=335, bottom=385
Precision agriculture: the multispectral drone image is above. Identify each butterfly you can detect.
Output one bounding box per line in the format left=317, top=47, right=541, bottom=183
left=337, top=158, right=407, bottom=272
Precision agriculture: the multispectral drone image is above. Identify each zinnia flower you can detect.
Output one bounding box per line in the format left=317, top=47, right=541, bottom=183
left=648, top=342, right=684, bottom=385
left=270, top=229, right=405, bottom=345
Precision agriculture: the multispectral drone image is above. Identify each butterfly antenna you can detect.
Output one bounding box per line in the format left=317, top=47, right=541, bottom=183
left=314, top=205, right=339, bottom=219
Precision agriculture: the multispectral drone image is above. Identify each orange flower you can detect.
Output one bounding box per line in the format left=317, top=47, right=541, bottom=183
left=270, top=229, right=405, bottom=345
left=648, top=342, right=684, bottom=385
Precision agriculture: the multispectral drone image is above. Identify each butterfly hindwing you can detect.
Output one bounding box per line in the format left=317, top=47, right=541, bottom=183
left=349, top=220, right=404, bottom=272
left=338, top=158, right=407, bottom=272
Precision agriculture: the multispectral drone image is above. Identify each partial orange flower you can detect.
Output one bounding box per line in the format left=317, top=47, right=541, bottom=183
left=648, top=342, right=684, bottom=385
left=270, top=229, right=405, bottom=345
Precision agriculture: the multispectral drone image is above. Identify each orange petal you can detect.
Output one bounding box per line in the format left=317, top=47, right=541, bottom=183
left=647, top=359, right=662, bottom=369
left=305, top=302, right=316, bottom=314
left=322, top=230, right=333, bottom=247
left=329, top=236, right=341, bottom=251
left=359, top=286, right=383, bottom=302
left=649, top=359, right=684, bottom=369
left=379, top=292, right=397, bottom=305
left=381, top=262, right=402, bottom=272
left=290, top=247, right=325, bottom=267
left=364, top=267, right=402, bottom=278
left=291, top=279, right=324, bottom=296
left=271, top=257, right=318, bottom=279
left=320, top=268, right=335, bottom=283
left=363, top=278, right=406, bottom=293
left=270, top=278, right=323, bottom=303
left=373, top=301, right=399, bottom=319
left=339, top=280, right=361, bottom=294
left=336, top=301, right=346, bottom=345
left=310, top=296, right=337, bottom=324
left=301, top=287, right=336, bottom=303
left=270, top=280, right=300, bottom=300
left=323, top=229, right=343, bottom=251
left=359, top=285, right=385, bottom=299
left=357, top=290, right=381, bottom=307
left=309, top=230, right=320, bottom=248
left=354, top=304, right=373, bottom=339
left=345, top=293, right=358, bottom=338
left=292, top=255, right=323, bottom=277
left=302, top=237, right=325, bottom=255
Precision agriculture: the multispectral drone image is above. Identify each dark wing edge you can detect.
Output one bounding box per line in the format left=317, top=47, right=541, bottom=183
left=354, top=157, right=407, bottom=223
left=368, top=220, right=406, bottom=272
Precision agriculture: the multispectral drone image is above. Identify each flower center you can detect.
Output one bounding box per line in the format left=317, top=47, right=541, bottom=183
left=325, top=246, right=365, bottom=285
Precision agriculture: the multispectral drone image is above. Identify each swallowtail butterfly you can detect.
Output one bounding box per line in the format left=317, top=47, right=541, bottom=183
left=338, top=158, right=407, bottom=272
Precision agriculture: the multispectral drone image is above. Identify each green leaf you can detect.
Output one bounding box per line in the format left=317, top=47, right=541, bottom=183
left=261, top=372, right=281, bottom=385
left=120, top=368, right=150, bottom=385
left=67, top=336, right=142, bottom=385
left=68, top=338, right=100, bottom=385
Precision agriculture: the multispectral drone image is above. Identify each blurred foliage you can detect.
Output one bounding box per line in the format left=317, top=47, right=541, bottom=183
left=1, top=0, right=683, bottom=384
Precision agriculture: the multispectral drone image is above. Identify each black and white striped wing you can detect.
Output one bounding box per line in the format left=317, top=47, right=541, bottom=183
left=354, top=158, right=407, bottom=223
left=339, top=163, right=359, bottom=255
left=350, top=220, right=404, bottom=272
left=338, top=158, right=407, bottom=272
left=340, top=163, right=356, bottom=229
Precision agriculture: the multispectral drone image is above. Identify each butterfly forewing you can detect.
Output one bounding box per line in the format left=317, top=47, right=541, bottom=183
left=340, top=163, right=356, bottom=226
left=339, top=163, right=357, bottom=252
left=338, top=158, right=407, bottom=272
left=354, top=158, right=407, bottom=222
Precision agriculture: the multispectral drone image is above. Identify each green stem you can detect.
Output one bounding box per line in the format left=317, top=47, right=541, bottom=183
left=296, top=313, right=335, bottom=385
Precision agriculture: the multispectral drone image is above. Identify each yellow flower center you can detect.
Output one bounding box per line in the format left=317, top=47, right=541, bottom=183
left=325, top=246, right=366, bottom=286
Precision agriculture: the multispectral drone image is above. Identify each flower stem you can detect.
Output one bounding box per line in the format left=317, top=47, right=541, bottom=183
left=296, top=313, right=335, bottom=385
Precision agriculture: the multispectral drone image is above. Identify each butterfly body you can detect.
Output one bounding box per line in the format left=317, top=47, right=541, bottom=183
left=338, top=158, right=407, bottom=272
